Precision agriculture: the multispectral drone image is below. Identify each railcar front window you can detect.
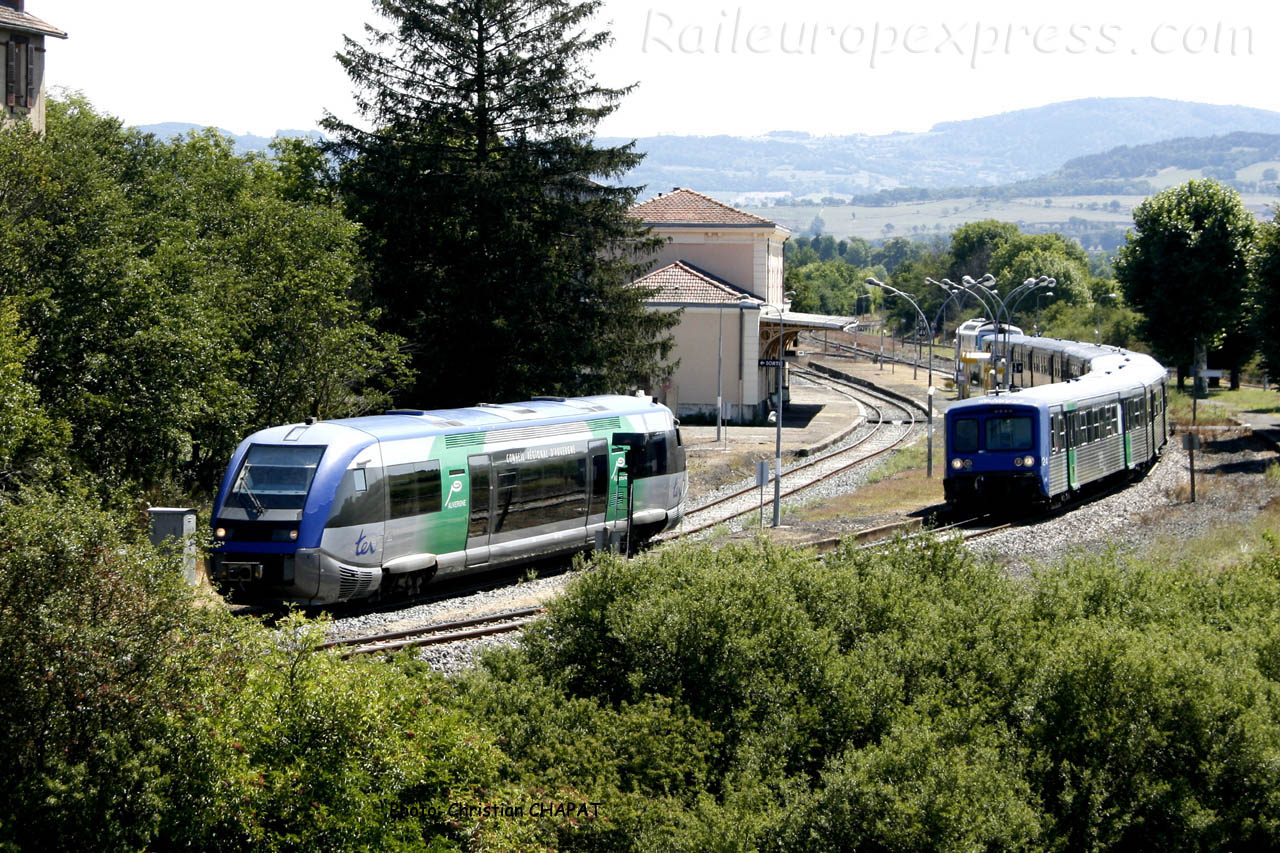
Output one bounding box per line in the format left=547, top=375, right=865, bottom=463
left=232, top=445, right=325, bottom=512
left=953, top=418, right=979, bottom=453
left=985, top=416, right=1033, bottom=452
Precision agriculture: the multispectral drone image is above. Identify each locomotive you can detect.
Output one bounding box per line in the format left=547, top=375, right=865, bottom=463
left=209, top=395, right=687, bottom=605
left=944, top=332, right=1168, bottom=507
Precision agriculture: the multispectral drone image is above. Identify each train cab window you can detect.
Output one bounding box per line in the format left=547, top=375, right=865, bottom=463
left=387, top=460, right=442, bottom=518
left=985, top=416, right=1033, bottom=452
left=230, top=444, right=325, bottom=512
left=953, top=418, right=979, bottom=453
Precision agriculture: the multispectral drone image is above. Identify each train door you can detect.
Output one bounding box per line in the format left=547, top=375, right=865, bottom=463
left=1065, top=407, right=1079, bottom=489
left=465, top=454, right=491, bottom=567
left=586, top=439, right=609, bottom=524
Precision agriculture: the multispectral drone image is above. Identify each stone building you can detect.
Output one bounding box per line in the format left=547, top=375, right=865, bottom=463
left=0, top=0, right=65, bottom=133
left=631, top=187, right=854, bottom=421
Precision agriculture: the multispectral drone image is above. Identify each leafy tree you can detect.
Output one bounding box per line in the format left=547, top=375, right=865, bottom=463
left=870, top=236, right=924, bottom=274
left=326, top=0, right=676, bottom=406
left=787, top=260, right=866, bottom=316
left=989, top=233, right=1092, bottom=305
left=0, top=300, right=67, bottom=489
left=948, top=219, right=1020, bottom=279
left=1115, top=180, right=1257, bottom=390
left=840, top=235, right=871, bottom=267
left=0, top=97, right=403, bottom=493
left=1253, top=210, right=1280, bottom=383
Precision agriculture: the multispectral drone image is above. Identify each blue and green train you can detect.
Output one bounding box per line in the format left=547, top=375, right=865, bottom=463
left=210, top=395, right=686, bottom=605
left=944, top=335, right=1168, bottom=507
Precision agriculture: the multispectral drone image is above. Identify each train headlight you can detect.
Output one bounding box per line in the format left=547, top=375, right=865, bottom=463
left=1023, top=455, right=1036, bottom=467
left=950, top=458, right=963, bottom=470
left=289, top=529, right=299, bottom=541
left=214, top=527, right=226, bottom=540
left=1013, top=456, right=1023, bottom=467
left=963, top=459, right=973, bottom=470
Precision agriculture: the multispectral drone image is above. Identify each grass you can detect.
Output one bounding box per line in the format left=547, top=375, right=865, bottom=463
left=1167, top=386, right=1280, bottom=426
left=786, top=435, right=946, bottom=522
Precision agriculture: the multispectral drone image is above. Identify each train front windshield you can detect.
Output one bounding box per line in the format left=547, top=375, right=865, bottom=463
left=229, top=445, right=325, bottom=512
left=952, top=415, right=1034, bottom=453
left=985, top=416, right=1034, bottom=451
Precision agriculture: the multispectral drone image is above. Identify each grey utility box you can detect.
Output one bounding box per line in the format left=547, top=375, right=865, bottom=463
left=147, top=507, right=199, bottom=586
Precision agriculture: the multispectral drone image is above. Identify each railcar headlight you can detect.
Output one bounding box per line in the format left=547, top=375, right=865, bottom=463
left=1013, top=456, right=1023, bottom=467
left=214, top=527, right=226, bottom=540
left=289, top=529, right=299, bottom=541
left=1023, top=455, right=1036, bottom=467
left=950, top=458, right=963, bottom=470
left=963, top=459, right=973, bottom=470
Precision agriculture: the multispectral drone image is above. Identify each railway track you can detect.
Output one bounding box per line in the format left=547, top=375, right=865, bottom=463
left=668, top=370, right=923, bottom=539
left=320, top=606, right=546, bottom=657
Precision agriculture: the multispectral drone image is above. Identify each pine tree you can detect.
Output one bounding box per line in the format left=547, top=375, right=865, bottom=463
left=325, top=0, right=675, bottom=406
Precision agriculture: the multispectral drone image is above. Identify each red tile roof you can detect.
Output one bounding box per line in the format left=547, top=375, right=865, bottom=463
left=632, top=260, right=762, bottom=305
left=631, top=187, right=780, bottom=228
left=0, top=6, right=66, bottom=38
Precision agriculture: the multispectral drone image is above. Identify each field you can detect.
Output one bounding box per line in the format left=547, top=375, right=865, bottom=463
left=741, top=192, right=1280, bottom=242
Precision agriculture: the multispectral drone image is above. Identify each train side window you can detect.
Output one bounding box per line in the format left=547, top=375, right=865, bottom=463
left=387, top=460, right=442, bottom=518
left=492, top=448, right=589, bottom=534
left=326, top=465, right=386, bottom=528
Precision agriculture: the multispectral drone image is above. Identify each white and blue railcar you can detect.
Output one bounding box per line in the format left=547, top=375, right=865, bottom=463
left=944, top=335, right=1168, bottom=506
left=209, top=395, right=687, bottom=605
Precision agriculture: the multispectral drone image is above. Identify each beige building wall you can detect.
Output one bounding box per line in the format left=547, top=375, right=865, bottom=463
left=655, top=304, right=763, bottom=421
left=0, top=28, right=49, bottom=132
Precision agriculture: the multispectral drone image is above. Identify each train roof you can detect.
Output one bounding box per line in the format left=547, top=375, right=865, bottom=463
left=245, top=394, right=672, bottom=447
left=949, top=338, right=1166, bottom=413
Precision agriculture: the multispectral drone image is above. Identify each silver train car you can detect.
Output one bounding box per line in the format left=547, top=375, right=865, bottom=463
left=945, top=334, right=1168, bottom=507
left=209, top=395, right=687, bottom=605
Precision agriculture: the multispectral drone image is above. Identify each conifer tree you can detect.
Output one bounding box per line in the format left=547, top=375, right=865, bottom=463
left=326, top=0, right=675, bottom=405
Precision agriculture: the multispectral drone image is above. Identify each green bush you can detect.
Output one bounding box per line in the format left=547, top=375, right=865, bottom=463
left=0, top=489, right=501, bottom=851
left=471, top=536, right=1280, bottom=850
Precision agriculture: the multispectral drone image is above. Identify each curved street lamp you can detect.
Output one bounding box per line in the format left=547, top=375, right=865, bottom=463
left=867, top=277, right=936, bottom=477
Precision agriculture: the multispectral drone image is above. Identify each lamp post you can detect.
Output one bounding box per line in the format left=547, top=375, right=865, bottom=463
left=762, top=290, right=796, bottom=527
left=867, top=278, right=936, bottom=477
left=995, top=276, right=1053, bottom=387
left=1001, top=278, right=1055, bottom=385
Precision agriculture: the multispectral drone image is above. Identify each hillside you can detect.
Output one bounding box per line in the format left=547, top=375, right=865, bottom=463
left=602, top=98, right=1280, bottom=202
left=135, top=122, right=322, bottom=155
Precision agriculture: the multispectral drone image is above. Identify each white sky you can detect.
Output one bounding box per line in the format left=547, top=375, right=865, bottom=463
left=36, top=0, right=1280, bottom=138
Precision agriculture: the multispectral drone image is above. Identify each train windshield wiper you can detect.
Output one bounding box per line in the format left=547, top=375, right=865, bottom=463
left=234, top=469, right=266, bottom=516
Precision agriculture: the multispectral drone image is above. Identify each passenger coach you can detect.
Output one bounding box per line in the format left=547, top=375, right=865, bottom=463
left=944, top=335, right=1167, bottom=507
left=210, top=395, right=687, bottom=605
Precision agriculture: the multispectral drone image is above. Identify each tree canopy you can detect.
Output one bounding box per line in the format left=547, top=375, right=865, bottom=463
left=0, top=97, right=404, bottom=493
left=325, top=0, right=676, bottom=406
left=1115, top=179, right=1256, bottom=387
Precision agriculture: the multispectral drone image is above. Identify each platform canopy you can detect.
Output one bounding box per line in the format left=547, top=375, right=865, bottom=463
left=758, top=311, right=858, bottom=332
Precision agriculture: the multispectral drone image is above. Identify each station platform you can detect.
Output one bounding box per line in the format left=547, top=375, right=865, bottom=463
left=678, top=380, right=865, bottom=459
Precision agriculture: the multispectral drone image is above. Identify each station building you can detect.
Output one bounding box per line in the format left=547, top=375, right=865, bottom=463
left=630, top=187, right=855, bottom=422
left=0, top=1, right=65, bottom=134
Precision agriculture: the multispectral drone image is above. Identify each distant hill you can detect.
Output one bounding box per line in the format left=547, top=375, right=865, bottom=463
left=134, top=123, right=323, bottom=155
left=599, top=98, right=1280, bottom=201
left=1058, top=131, right=1280, bottom=184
